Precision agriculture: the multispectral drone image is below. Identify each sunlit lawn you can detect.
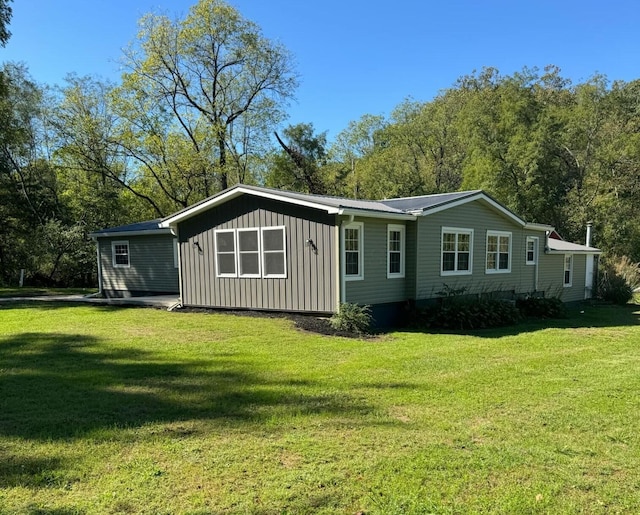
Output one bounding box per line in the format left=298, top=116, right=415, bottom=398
left=1, top=301, right=640, bottom=514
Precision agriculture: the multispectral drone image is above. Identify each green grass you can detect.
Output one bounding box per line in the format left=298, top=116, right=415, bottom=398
left=0, top=287, right=97, bottom=298
left=1, top=302, right=640, bottom=514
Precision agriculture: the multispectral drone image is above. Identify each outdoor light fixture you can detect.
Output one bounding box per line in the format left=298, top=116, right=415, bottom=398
left=193, top=240, right=202, bottom=253
left=305, top=238, right=318, bottom=254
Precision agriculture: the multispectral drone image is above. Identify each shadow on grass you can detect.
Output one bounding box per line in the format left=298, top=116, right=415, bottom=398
left=0, top=332, right=372, bottom=442
left=401, top=302, right=640, bottom=338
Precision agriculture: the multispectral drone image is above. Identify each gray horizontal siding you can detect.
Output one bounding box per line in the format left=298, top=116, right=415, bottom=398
left=414, top=200, right=551, bottom=300
left=99, top=235, right=179, bottom=295
left=344, top=217, right=412, bottom=305
left=178, top=196, right=337, bottom=313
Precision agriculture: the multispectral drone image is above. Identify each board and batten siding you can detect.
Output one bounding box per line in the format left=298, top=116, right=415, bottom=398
left=99, top=234, right=179, bottom=296
left=178, top=196, right=337, bottom=313
left=414, top=200, right=548, bottom=300
left=343, top=217, right=413, bottom=305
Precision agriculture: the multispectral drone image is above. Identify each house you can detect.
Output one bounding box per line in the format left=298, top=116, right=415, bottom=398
left=91, top=185, right=601, bottom=322
left=89, top=219, right=179, bottom=298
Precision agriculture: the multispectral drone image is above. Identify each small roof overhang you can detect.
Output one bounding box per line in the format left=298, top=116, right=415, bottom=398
left=547, top=239, right=602, bottom=254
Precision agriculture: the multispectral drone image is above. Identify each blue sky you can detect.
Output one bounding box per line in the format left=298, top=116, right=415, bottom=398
left=2, top=0, right=639, bottom=141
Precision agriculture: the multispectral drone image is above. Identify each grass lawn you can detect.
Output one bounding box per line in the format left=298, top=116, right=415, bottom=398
left=1, top=302, right=640, bottom=514
left=0, top=287, right=97, bottom=298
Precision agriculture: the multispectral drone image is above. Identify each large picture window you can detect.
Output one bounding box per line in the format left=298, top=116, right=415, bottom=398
left=486, top=231, right=511, bottom=273
left=441, top=227, right=473, bottom=275
left=112, top=241, right=130, bottom=268
left=387, top=224, right=405, bottom=278
left=261, top=227, right=286, bottom=278
left=343, top=222, right=363, bottom=280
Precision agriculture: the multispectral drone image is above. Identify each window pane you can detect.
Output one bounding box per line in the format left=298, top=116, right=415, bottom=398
left=487, top=254, right=496, bottom=270
left=240, top=253, right=259, bottom=275
left=442, top=252, right=455, bottom=271
left=457, top=252, right=470, bottom=271
left=346, top=251, right=359, bottom=275
left=216, top=232, right=235, bottom=251
left=238, top=230, right=258, bottom=251
left=389, top=231, right=401, bottom=252
left=458, top=234, right=470, bottom=251
left=499, top=253, right=509, bottom=269
left=499, top=236, right=509, bottom=253
left=443, top=233, right=455, bottom=252
left=487, top=235, right=497, bottom=252
left=218, top=253, right=235, bottom=274
left=263, top=228, right=284, bottom=251
left=264, top=252, right=285, bottom=276
left=390, top=252, right=401, bottom=274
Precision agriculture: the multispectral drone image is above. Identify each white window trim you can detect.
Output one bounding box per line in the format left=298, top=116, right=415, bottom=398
left=214, top=229, right=237, bottom=278
left=261, top=226, right=287, bottom=279
left=564, top=254, right=573, bottom=287
left=342, top=221, right=364, bottom=281
left=526, top=236, right=538, bottom=265
left=387, top=224, right=405, bottom=279
left=237, top=228, right=262, bottom=278
left=111, top=240, right=130, bottom=268
left=485, top=230, right=512, bottom=274
left=440, top=227, right=473, bottom=276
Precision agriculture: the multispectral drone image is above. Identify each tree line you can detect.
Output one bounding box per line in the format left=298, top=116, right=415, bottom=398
left=1, top=0, right=638, bottom=287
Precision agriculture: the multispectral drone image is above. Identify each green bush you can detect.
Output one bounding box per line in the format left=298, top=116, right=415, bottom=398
left=599, top=256, right=638, bottom=305
left=516, top=297, right=566, bottom=318
left=414, top=298, right=521, bottom=330
left=330, top=303, right=373, bottom=334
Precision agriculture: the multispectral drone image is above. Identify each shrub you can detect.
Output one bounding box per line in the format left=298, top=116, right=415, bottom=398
left=414, top=297, right=521, bottom=330
left=599, top=256, right=638, bottom=305
left=330, top=303, right=373, bottom=334
left=516, top=297, right=566, bottom=318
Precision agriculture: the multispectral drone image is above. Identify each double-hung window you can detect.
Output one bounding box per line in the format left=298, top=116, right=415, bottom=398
left=112, top=241, right=130, bottom=268
left=441, top=227, right=473, bottom=275
left=343, top=222, right=363, bottom=280
left=486, top=231, right=511, bottom=273
left=238, top=229, right=261, bottom=277
left=564, top=254, right=573, bottom=287
left=215, top=229, right=237, bottom=277
left=526, top=236, right=538, bottom=265
left=261, top=226, right=286, bottom=278
left=387, top=224, right=405, bottom=278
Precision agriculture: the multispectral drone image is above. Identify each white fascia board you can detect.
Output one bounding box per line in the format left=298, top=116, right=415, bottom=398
left=525, top=222, right=555, bottom=232
left=160, top=186, right=341, bottom=228
left=338, top=208, right=416, bottom=221
left=418, top=193, right=525, bottom=226
left=547, top=249, right=602, bottom=255
left=89, top=229, right=174, bottom=239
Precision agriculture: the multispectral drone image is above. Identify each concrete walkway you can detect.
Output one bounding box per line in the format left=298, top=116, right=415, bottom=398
left=0, top=294, right=181, bottom=310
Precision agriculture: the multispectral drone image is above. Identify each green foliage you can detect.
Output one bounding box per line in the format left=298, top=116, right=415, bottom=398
left=330, top=302, right=373, bottom=334
left=599, top=255, right=639, bottom=305
left=414, top=297, right=522, bottom=330
left=516, top=296, right=567, bottom=318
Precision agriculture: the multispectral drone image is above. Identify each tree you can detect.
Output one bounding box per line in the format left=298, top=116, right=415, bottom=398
left=112, top=0, right=298, bottom=213
left=0, top=0, right=12, bottom=47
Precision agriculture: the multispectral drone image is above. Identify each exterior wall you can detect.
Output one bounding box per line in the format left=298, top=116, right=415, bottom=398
left=178, top=196, right=337, bottom=313
left=414, top=200, right=549, bottom=300
left=343, top=217, right=414, bottom=306
left=537, top=252, right=589, bottom=302
left=98, top=234, right=179, bottom=297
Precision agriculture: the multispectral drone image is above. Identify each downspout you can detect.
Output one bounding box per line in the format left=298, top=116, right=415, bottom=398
left=93, top=237, right=103, bottom=296
left=171, top=225, right=184, bottom=309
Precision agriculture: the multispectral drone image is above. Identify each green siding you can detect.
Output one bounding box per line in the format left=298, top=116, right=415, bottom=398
left=99, top=234, right=179, bottom=296
left=414, top=200, right=548, bottom=300
left=344, top=217, right=413, bottom=305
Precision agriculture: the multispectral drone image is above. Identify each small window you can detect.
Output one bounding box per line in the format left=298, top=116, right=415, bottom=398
left=112, top=241, right=130, bottom=268
left=526, top=236, right=538, bottom=265
left=215, top=229, right=237, bottom=277
left=564, top=254, right=573, bottom=287
left=387, top=224, right=405, bottom=278
left=486, top=231, right=511, bottom=273
left=441, top=227, right=473, bottom=275
left=238, top=229, right=261, bottom=277
left=343, top=222, right=364, bottom=280
left=261, top=227, right=286, bottom=278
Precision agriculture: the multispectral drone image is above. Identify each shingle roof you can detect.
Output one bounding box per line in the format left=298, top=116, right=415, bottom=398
left=547, top=239, right=601, bottom=254
left=89, top=219, right=172, bottom=238
left=379, top=190, right=483, bottom=212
